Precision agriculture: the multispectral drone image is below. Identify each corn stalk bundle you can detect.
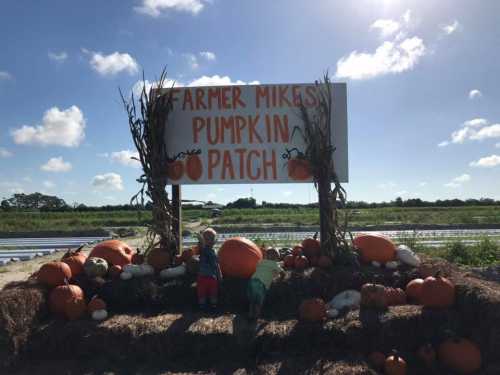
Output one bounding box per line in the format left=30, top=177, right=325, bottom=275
left=120, top=70, right=176, bottom=256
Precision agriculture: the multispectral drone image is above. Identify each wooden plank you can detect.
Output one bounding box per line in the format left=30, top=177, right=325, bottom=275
left=172, top=184, right=182, bottom=253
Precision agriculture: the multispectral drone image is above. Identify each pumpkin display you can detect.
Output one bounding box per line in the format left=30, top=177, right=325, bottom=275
left=438, top=338, right=481, bottom=374
left=37, top=261, right=72, bottom=287
left=361, top=283, right=388, bottom=309
left=167, top=160, right=184, bottom=181
left=61, top=247, right=87, bottom=277
left=405, top=278, right=424, bottom=303
left=294, top=255, right=309, bottom=270
left=88, top=296, right=107, bottom=314
left=186, top=154, right=202, bottom=181
left=147, top=247, right=171, bottom=271
left=84, top=257, right=109, bottom=278
left=301, top=233, right=321, bottom=258
left=385, top=287, right=407, bottom=306
left=317, top=255, right=333, bottom=269
left=131, top=250, right=144, bottom=265
left=384, top=351, right=407, bottom=375
left=89, top=240, right=134, bottom=267
left=288, top=158, right=311, bottom=180
left=181, top=249, right=193, bottom=262
left=292, top=245, right=303, bottom=257
left=417, top=343, right=436, bottom=367
left=283, top=254, right=295, bottom=268
left=368, top=351, right=386, bottom=370
left=108, top=265, right=122, bottom=278
left=353, top=233, right=396, bottom=263
left=298, top=298, right=327, bottom=322
left=420, top=274, right=455, bottom=308
left=49, top=283, right=86, bottom=320
left=218, top=237, right=263, bottom=278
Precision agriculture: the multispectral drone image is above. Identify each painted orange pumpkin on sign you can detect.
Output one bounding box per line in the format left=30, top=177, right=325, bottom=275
left=167, top=160, right=184, bottom=181
left=186, top=154, right=203, bottom=181
left=288, top=158, right=311, bottom=180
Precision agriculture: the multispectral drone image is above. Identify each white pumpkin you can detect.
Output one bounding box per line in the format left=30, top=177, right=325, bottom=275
left=385, top=261, right=399, bottom=269
left=396, top=245, right=421, bottom=267
left=326, top=290, right=361, bottom=311
left=120, top=271, right=133, bottom=280
left=326, top=308, right=339, bottom=318
left=371, top=261, right=381, bottom=268
left=91, top=309, right=108, bottom=321
left=159, top=264, right=187, bottom=279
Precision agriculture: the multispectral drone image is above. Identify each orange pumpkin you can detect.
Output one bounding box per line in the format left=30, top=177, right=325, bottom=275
left=361, top=283, right=388, bottom=309
left=294, top=255, right=309, bottom=270
left=167, top=160, right=184, bottom=181
left=420, top=275, right=455, bottom=308
left=438, top=338, right=481, bottom=374
left=417, top=343, right=436, bottom=367
left=292, top=245, right=304, bottom=257
left=384, top=351, right=407, bottom=375
left=108, top=264, right=122, bottom=278
left=298, top=298, right=326, bottom=322
left=353, top=233, right=396, bottom=263
left=37, top=261, right=72, bottom=287
left=89, top=240, right=134, bottom=267
left=288, top=158, right=311, bottom=180
left=301, top=234, right=321, bottom=259
left=49, top=283, right=85, bottom=320
left=385, top=287, right=407, bottom=306
left=283, top=254, right=295, bottom=268
left=317, top=255, right=333, bottom=269
left=61, top=248, right=87, bottom=277
left=218, top=237, right=263, bottom=278
left=186, top=154, right=202, bottom=181
left=147, top=248, right=171, bottom=271
left=405, top=278, right=424, bottom=303
left=368, top=351, right=386, bottom=370
left=88, top=296, right=107, bottom=314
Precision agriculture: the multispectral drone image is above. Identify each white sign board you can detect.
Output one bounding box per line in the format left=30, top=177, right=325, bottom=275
left=163, top=83, right=348, bottom=184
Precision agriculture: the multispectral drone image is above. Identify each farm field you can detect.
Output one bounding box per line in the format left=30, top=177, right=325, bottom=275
left=0, top=205, right=499, bottom=233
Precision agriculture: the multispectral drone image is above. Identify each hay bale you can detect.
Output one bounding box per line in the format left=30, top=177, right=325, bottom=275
left=0, top=280, right=48, bottom=368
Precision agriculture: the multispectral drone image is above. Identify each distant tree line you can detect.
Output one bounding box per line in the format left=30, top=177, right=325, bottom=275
left=1, top=192, right=499, bottom=212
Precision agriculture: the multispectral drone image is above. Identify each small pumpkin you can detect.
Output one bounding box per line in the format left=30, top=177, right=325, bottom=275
left=294, top=255, right=309, bottom=270
left=288, top=158, right=312, bottom=180
left=89, top=239, right=134, bottom=267
left=438, top=337, right=481, bottom=374
left=384, top=351, right=407, bottom=375
left=167, top=160, right=184, bottom=181
left=353, top=233, right=396, bottom=263
left=37, top=261, right=72, bottom=287
left=84, top=257, right=109, bottom=278
left=147, top=247, right=171, bottom=271
left=283, top=254, right=295, bottom=268
left=108, top=264, right=122, bottom=278
left=186, top=154, right=203, bottom=181
left=88, top=296, right=107, bottom=314
left=292, top=245, right=303, bottom=257
left=298, top=298, right=326, bottom=322
left=361, top=283, right=388, bottom=309
left=405, top=278, right=424, bottom=303
left=49, top=283, right=86, bottom=320
left=385, top=287, right=407, bottom=306
left=417, top=343, right=436, bottom=367
left=317, top=255, right=333, bottom=269
left=61, top=247, right=87, bottom=277
left=368, top=351, right=386, bottom=370
left=301, top=233, right=321, bottom=259
left=420, top=274, right=455, bottom=308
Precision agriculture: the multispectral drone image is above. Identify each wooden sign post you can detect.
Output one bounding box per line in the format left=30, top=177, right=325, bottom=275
left=172, top=185, right=182, bottom=253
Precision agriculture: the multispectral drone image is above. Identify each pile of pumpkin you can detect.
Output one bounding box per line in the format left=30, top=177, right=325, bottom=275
left=281, top=233, right=333, bottom=271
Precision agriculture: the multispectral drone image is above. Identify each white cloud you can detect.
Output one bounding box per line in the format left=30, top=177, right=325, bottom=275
left=199, top=51, right=216, bottom=61
left=371, top=19, right=401, bottom=37
left=450, top=127, right=474, bottom=144
left=91, top=173, right=124, bottom=191
left=41, top=157, right=72, bottom=172
left=0, top=71, right=13, bottom=80
left=496, top=143, right=500, bottom=148
left=442, top=118, right=500, bottom=145
left=89, top=51, right=139, bottom=76
left=438, top=141, right=449, bottom=147
left=135, top=0, right=208, bottom=16
left=402, top=10, right=412, bottom=24
left=463, top=118, right=488, bottom=128
left=188, top=75, right=260, bottom=86
left=48, top=51, right=68, bottom=62
left=470, top=155, right=500, bottom=168
left=183, top=53, right=199, bottom=70
left=110, top=150, right=141, bottom=168
left=469, top=124, right=500, bottom=141
left=441, top=20, right=460, bottom=35
left=469, top=89, right=482, bottom=100
left=131, top=78, right=178, bottom=97
left=0, top=148, right=12, bottom=158
left=43, top=180, right=55, bottom=189
left=11, top=106, right=85, bottom=147
left=445, top=173, right=470, bottom=188
left=335, top=37, right=426, bottom=80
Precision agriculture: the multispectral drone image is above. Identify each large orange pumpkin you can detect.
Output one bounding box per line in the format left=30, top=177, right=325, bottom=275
left=353, top=233, right=396, bottom=263
left=302, top=234, right=321, bottom=259
left=49, top=283, right=85, bottom=320
left=37, top=261, right=72, bottom=287
left=438, top=338, right=481, bottom=374
left=167, top=160, right=184, bottom=181
left=420, top=275, right=455, bottom=308
left=61, top=248, right=87, bottom=277
left=147, top=248, right=171, bottom=271
left=89, top=240, right=134, bottom=267
left=406, top=278, right=424, bottom=303
left=218, top=237, right=263, bottom=278
left=298, top=298, right=326, bottom=322
left=288, top=158, right=311, bottom=180
left=186, top=154, right=202, bottom=181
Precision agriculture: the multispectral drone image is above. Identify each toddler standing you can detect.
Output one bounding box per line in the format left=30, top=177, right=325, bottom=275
left=197, top=228, right=222, bottom=310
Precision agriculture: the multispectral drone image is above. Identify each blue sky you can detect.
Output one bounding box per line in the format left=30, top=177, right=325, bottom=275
left=1, top=0, right=500, bottom=206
